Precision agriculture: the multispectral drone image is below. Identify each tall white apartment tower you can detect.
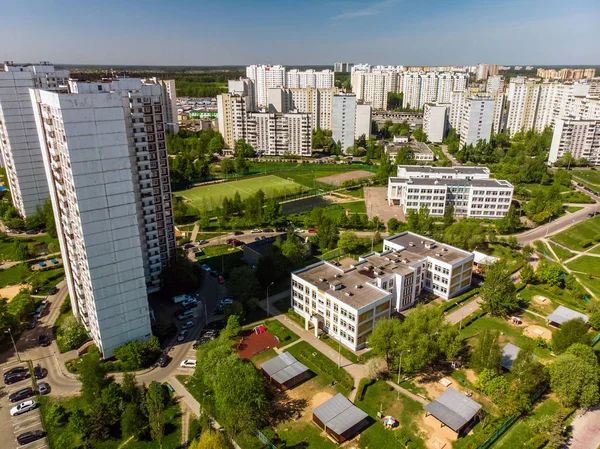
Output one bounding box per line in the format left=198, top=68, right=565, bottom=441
left=332, top=94, right=357, bottom=152
left=246, top=65, right=286, bottom=108
left=423, top=103, right=450, bottom=143
left=460, top=97, right=495, bottom=147
left=0, top=62, right=69, bottom=217
left=286, top=70, right=334, bottom=89
left=30, top=89, right=152, bottom=358
left=69, top=79, right=176, bottom=293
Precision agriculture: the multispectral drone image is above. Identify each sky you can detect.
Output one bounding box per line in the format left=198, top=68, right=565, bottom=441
left=1, top=0, right=599, bottom=66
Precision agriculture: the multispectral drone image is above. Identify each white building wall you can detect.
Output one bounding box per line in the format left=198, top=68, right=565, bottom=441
left=333, top=95, right=356, bottom=152
left=355, top=104, right=372, bottom=140
left=246, top=65, right=286, bottom=107
left=423, top=104, right=449, bottom=143
left=460, top=97, right=495, bottom=147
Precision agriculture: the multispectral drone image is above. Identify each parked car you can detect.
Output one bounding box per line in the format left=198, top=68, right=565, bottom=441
left=157, top=355, right=171, bottom=368
left=33, top=365, right=45, bottom=380
left=9, top=387, right=34, bottom=403
left=16, top=430, right=45, bottom=446
left=308, top=228, right=317, bottom=233
left=182, top=320, right=194, bottom=330
left=209, top=270, right=218, bottom=277
left=233, top=231, right=244, bottom=235
left=183, top=243, right=194, bottom=249
left=262, top=228, right=273, bottom=233
left=48, top=287, right=59, bottom=295
left=11, top=400, right=37, bottom=416
left=4, top=372, right=28, bottom=385
left=217, top=275, right=225, bottom=285
left=177, top=310, right=194, bottom=321
left=295, top=229, right=306, bottom=233
left=27, top=318, right=37, bottom=330
left=196, top=240, right=208, bottom=245
left=201, top=264, right=211, bottom=272
left=251, top=229, right=261, bottom=234
left=25, top=230, right=37, bottom=235
left=221, top=297, right=234, bottom=306
left=37, top=382, right=50, bottom=395
left=177, top=330, right=188, bottom=342
left=38, top=335, right=50, bottom=347
left=276, top=227, right=286, bottom=232
left=180, top=359, right=197, bottom=368
left=181, top=298, right=197, bottom=309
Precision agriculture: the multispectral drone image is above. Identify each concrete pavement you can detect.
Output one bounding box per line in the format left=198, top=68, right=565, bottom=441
left=568, top=406, right=600, bottom=449
left=445, top=297, right=482, bottom=325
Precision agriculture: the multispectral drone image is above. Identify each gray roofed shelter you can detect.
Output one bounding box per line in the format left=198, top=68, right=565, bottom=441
left=424, top=387, right=482, bottom=433
left=312, top=393, right=370, bottom=443
left=546, top=305, right=589, bottom=327
left=500, top=343, right=521, bottom=370
left=260, top=352, right=311, bottom=390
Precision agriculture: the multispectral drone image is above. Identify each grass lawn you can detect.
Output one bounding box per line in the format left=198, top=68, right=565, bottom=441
left=196, top=244, right=240, bottom=259
left=523, top=182, right=571, bottom=194
left=572, top=170, right=600, bottom=186
left=355, top=380, right=426, bottom=449
left=319, top=202, right=366, bottom=222
left=343, top=201, right=367, bottom=213
left=0, top=263, right=31, bottom=288
left=179, top=175, right=304, bottom=210
left=575, top=274, right=600, bottom=299
left=548, top=242, right=575, bottom=261
left=275, top=421, right=339, bottom=449
left=566, top=255, right=600, bottom=274
left=196, top=245, right=243, bottom=272
left=589, top=244, right=600, bottom=255
left=494, top=398, right=566, bottom=449
left=561, top=190, right=595, bottom=203
left=460, top=315, right=552, bottom=360
left=40, top=395, right=182, bottom=449
left=341, top=187, right=364, bottom=198
left=533, top=240, right=554, bottom=260
left=285, top=341, right=354, bottom=395
left=319, top=333, right=362, bottom=364
left=264, top=319, right=300, bottom=346
left=523, top=282, right=588, bottom=313
left=488, top=244, right=525, bottom=271
left=249, top=348, right=278, bottom=365
left=551, top=215, right=600, bottom=251
left=566, top=206, right=584, bottom=213
left=275, top=164, right=377, bottom=189
left=273, top=296, right=291, bottom=313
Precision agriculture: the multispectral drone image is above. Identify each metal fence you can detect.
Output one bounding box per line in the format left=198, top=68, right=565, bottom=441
left=253, top=428, right=277, bottom=449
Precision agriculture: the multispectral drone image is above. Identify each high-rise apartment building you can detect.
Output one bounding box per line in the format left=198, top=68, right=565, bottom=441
left=266, top=87, right=334, bottom=131
left=506, top=79, right=541, bottom=135
left=144, top=78, right=178, bottom=133
left=217, top=94, right=250, bottom=148
left=537, top=68, right=596, bottom=80
left=334, top=62, right=353, bottom=73
left=351, top=71, right=400, bottom=110
left=69, top=78, right=176, bottom=293
left=460, top=97, right=495, bottom=147
left=402, top=72, right=468, bottom=109
left=476, top=64, right=489, bottom=80
left=0, top=62, right=69, bottom=217
left=423, top=103, right=450, bottom=143
left=246, top=65, right=286, bottom=107
left=449, top=91, right=505, bottom=137
left=30, top=89, right=153, bottom=358
left=332, top=94, right=357, bottom=152
left=286, top=69, right=334, bottom=89
left=355, top=104, right=372, bottom=140
left=228, top=78, right=255, bottom=112
left=246, top=112, right=311, bottom=156
left=486, top=76, right=504, bottom=94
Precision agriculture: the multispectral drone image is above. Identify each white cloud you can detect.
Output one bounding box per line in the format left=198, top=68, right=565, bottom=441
left=332, top=0, right=399, bottom=20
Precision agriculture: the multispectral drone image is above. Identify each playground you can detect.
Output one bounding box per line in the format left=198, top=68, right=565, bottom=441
left=316, top=169, right=374, bottom=186
left=235, top=327, right=280, bottom=359
left=179, top=175, right=304, bottom=210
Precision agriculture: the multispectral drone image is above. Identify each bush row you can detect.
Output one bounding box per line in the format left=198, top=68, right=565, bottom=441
left=441, top=288, right=480, bottom=313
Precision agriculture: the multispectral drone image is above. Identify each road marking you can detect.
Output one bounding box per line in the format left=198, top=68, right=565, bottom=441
left=14, top=422, right=41, bottom=433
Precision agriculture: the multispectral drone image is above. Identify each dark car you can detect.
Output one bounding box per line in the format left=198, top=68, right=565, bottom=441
left=37, top=382, right=50, bottom=395
left=276, top=227, right=286, bottom=232
left=9, top=387, right=34, bottom=403
left=48, top=287, right=59, bottom=295
left=38, top=335, right=50, bottom=347
left=25, top=230, right=37, bottom=235
left=209, top=270, right=218, bottom=277
left=27, top=318, right=37, bottom=330
left=4, top=372, right=28, bottom=385
left=4, top=366, right=27, bottom=379
left=16, top=430, right=45, bottom=446
left=212, top=306, right=224, bottom=315
left=157, top=354, right=171, bottom=367
left=262, top=228, right=273, bottom=233
left=33, top=365, right=46, bottom=380
left=233, top=231, right=244, bottom=235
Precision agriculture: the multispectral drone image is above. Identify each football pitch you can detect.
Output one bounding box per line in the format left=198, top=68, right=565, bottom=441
left=179, top=175, right=304, bottom=209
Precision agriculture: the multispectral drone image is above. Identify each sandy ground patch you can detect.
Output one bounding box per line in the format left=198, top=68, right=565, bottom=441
left=533, top=295, right=549, bottom=304
left=310, top=391, right=334, bottom=409
left=523, top=324, right=552, bottom=341
left=2, top=284, right=30, bottom=301
left=364, top=186, right=405, bottom=223
left=281, top=379, right=335, bottom=423
left=316, top=170, right=373, bottom=186
left=420, top=414, right=457, bottom=449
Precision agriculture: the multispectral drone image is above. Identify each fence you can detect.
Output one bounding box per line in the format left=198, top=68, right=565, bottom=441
left=252, top=428, right=277, bottom=449
left=319, top=248, right=346, bottom=261
left=593, top=333, right=600, bottom=346
left=477, top=384, right=549, bottom=449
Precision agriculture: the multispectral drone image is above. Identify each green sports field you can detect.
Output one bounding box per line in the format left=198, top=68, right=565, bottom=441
left=179, top=175, right=304, bottom=209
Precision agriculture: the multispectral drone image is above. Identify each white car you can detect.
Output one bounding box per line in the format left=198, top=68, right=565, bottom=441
left=295, top=229, right=306, bottom=233
left=251, top=229, right=261, bottom=233
left=180, top=359, right=197, bottom=368
left=177, top=330, right=188, bottom=342
left=11, top=399, right=37, bottom=416
left=182, top=320, right=194, bottom=330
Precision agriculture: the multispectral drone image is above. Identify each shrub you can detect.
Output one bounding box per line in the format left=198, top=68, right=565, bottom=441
left=356, top=378, right=373, bottom=402
left=589, top=311, right=600, bottom=331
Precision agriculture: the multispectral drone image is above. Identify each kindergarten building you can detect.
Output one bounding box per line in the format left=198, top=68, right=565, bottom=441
left=291, top=232, right=474, bottom=351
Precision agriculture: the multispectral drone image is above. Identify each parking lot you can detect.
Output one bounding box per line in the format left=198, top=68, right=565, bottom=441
left=1, top=362, right=47, bottom=449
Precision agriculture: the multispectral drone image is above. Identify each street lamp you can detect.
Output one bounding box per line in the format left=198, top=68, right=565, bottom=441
left=5, top=328, right=20, bottom=362
left=266, top=282, right=275, bottom=317
left=397, top=349, right=410, bottom=385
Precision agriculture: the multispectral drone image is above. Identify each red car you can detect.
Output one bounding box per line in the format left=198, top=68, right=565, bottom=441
left=217, top=275, right=225, bottom=284
left=308, top=228, right=317, bottom=233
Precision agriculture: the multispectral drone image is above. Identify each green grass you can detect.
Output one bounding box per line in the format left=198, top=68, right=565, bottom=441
left=355, top=380, right=426, bottom=449
left=319, top=333, right=362, bottom=364
left=285, top=341, right=354, bottom=395
left=264, top=319, right=300, bottom=346
left=179, top=175, right=304, bottom=209
left=562, top=190, right=595, bottom=203
left=249, top=348, right=278, bottom=365
left=459, top=315, right=553, bottom=360
left=566, top=206, right=584, bottom=213
left=523, top=182, right=571, bottom=194
left=488, top=244, right=525, bottom=271
left=551, top=215, right=600, bottom=251
left=572, top=169, right=600, bottom=186
left=40, top=395, right=182, bottom=449
left=548, top=242, right=575, bottom=261
left=196, top=244, right=240, bottom=259
left=275, top=164, right=376, bottom=189
left=341, top=187, right=364, bottom=198
left=318, top=202, right=367, bottom=222
left=589, top=245, right=600, bottom=255
left=494, top=398, right=565, bottom=448
left=275, top=421, right=340, bottom=449
left=343, top=201, right=367, bottom=213
left=196, top=244, right=243, bottom=272
left=566, top=255, right=600, bottom=274
left=575, top=274, right=600, bottom=299
left=0, top=263, right=31, bottom=288
left=520, top=282, right=588, bottom=313
left=533, top=240, right=554, bottom=260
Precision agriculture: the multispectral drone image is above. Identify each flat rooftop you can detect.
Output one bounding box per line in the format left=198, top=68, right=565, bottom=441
left=384, top=232, right=473, bottom=265
left=397, top=165, right=490, bottom=175
left=294, top=262, right=390, bottom=310
left=386, top=142, right=433, bottom=156
left=400, top=178, right=513, bottom=188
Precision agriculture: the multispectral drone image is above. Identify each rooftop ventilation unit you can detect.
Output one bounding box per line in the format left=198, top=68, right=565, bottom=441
left=435, top=253, right=441, bottom=257
left=402, top=259, right=409, bottom=263
left=319, top=277, right=327, bottom=282
left=376, top=271, right=384, bottom=276
left=409, top=242, right=415, bottom=247
left=334, top=274, right=342, bottom=279
left=345, top=292, right=354, bottom=297
left=355, top=284, right=363, bottom=289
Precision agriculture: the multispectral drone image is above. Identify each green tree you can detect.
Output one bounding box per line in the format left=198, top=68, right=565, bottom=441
left=46, top=402, right=67, bottom=426
left=338, top=231, right=362, bottom=254
left=375, top=152, right=393, bottom=184
left=413, top=126, right=427, bottom=142
left=233, top=139, right=255, bottom=158
left=101, top=382, right=124, bottom=426
left=312, top=217, right=338, bottom=250
left=78, top=346, right=107, bottom=407
left=263, top=198, right=282, bottom=224
left=88, top=400, right=111, bottom=441
left=122, top=403, right=146, bottom=438
left=280, top=231, right=307, bottom=268
left=520, top=263, right=535, bottom=284
left=589, top=311, right=600, bottom=331
left=530, top=411, right=567, bottom=449
left=190, top=431, right=230, bottom=449
left=417, top=204, right=433, bottom=235
left=146, top=381, right=165, bottom=443
left=551, top=318, right=592, bottom=354
left=208, top=133, right=225, bottom=154
left=394, top=146, right=415, bottom=165
left=225, top=266, right=259, bottom=303
left=368, top=318, right=403, bottom=369
left=68, top=409, right=91, bottom=446
left=553, top=169, right=572, bottom=187
left=220, top=158, right=235, bottom=174
left=480, top=260, right=518, bottom=316
left=160, top=252, right=204, bottom=295
left=496, top=206, right=521, bottom=234
left=443, top=204, right=455, bottom=229
left=221, top=314, right=241, bottom=341
left=406, top=209, right=419, bottom=232
left=548, top=352, right=600, bottom=408
left=470, top=329, right=502, bottom=373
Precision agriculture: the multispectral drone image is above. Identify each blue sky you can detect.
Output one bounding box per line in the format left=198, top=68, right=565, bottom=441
left=1, top=0, right=598, bottom=66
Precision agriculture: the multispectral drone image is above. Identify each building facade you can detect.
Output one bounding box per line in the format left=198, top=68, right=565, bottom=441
left=387, top=165, right=514, bottom=218
left=332, top=94, right=356, bottom=152
left=246, top=112, right=312, bottom=156
left=402, top=72, right=469, bottom=109
left=291, top=232, right=474, bottom=351
left=0, top=62, right=69, bottom=217
left=355, top=104, right=372, bottom=140
left=30, top=89, right=153, bottom=358
left=286, top=69, right=334, bottom=89
left=459, top=96, right=495, bottom=147
left=549, top=117, right=600, bottom=164
left=423, top=103, right=449, bottom=143
left=246, top=65, right=286, bottom=107
left=69, top=78, right=176, bottom=293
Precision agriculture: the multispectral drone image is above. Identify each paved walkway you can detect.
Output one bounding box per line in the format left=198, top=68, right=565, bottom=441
left=569, top=406, right=600, bottom=449
left=445, top=297, right=482, bottom=325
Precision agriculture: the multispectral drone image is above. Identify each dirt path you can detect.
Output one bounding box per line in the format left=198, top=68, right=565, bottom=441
left=180, top=402, right=191, bottom=446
